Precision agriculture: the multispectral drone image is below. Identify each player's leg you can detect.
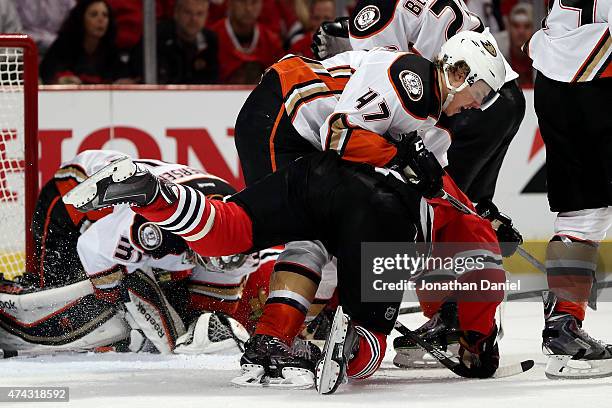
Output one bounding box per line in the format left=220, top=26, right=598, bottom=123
left=234, top=68, right=333, bottom=348
left=395, top=174, right=505, bottom=377
left=444, top=80, right=525, bottom=202
left=313, top=161, right=427, bottom=393
left=535, top=73, right=612, bottom=378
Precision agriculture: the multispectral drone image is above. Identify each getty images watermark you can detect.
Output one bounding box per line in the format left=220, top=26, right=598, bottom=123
left=360, top=242, right=523, bottom=303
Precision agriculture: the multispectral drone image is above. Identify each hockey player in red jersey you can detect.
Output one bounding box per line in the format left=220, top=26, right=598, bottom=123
left=65, top=30, right=509, bottom=393
left=526, top=0, right=612, bottom=379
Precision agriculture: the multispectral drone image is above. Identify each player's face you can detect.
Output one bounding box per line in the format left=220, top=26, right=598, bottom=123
left=83, top=1, right=109, bottom=40
left=175, top=0, right=209, bottom=40
left=310, top=1, right=336, bottom=31
left=444, top=88, right=480, bottom=116
left=229, top=0, right=262, bottom=28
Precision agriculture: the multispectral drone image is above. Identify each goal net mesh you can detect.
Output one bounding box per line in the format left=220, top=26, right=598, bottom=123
left=0, top=46, right=27, bottom=280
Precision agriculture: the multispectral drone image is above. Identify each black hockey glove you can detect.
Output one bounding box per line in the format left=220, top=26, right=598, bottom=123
left=457, top=325, right=500, bottom=378
left=476, top=199, right=523, bottom=257
left=311, top=17, right=352, bottom=60
left=388, top=132, right=444, bottom=199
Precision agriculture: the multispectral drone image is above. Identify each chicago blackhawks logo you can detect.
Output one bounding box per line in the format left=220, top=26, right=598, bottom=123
left=481, top=40, right=497, bottom=57
left=399, top=70, right=423, bottom=101
left=138, top=222, right=162, bottom=250
left=354, top=6, right=380, bottom=31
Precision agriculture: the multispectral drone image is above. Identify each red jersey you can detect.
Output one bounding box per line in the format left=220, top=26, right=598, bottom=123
left=210, top=18, right=284, bottom=84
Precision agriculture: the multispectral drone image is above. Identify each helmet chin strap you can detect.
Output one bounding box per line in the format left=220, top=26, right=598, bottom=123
left=441, top=66, right=468, bottom=110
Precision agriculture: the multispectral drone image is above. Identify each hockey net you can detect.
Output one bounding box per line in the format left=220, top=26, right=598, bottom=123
left=0, top=35, right=38, bottom=280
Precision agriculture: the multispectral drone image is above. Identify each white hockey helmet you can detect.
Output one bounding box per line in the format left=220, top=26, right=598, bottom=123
left=438, top=30, right=506, bottom=109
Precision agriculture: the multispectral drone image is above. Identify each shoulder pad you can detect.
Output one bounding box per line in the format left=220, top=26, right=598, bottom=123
left=388, top=53, right=440, bottom=120
left=349, top=0, right=400, bottom=38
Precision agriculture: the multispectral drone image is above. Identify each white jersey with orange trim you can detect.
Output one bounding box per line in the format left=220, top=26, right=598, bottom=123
left=527, top=0, right=611, bottom=83
left=347, top=0, right=518, bottom=83
left=319, top=48, right=452, bottom=168
left=271, top=51, right=368, bottom=149
left=63, top=150, right=254, bottom=294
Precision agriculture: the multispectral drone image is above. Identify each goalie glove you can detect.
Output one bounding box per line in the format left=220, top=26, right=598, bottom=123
left=457, top=325, right=500, bottom=378
left=174, top=312, right=249, bottom=354
left=388, top=132, right=444, bottom=199
left=476, top=199, right=523, bottom=257
left=311, top=17, right=352, bottom=60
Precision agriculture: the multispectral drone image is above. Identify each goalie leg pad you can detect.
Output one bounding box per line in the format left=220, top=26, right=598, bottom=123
left=123, top=271, right=186, bottom=354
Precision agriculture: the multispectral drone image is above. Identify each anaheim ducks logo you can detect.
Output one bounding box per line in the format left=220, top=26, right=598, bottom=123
left=399, top=70, right=423, bottom=101
left=481, top=40, right=497, bottom=57
left=354, top=5, right=380, bottom=31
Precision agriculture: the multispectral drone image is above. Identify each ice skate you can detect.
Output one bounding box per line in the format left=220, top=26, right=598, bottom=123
left=231, top=334, right=321, bottom=389
left=393, top=304, right=460, bottom=369
left=543, top=312, right=612, bottom=379
left=314, top=306, right=359, bottom=394
left=62, top=156, right=177, bottom=211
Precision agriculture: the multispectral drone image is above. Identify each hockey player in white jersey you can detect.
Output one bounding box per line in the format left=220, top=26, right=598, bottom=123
left=0, top=150, right=254, bottom=355
left=526, top=0, right=612, bottom=379
left=312, top=0, right=525, bottom=369
left=64, top=31, right=512, bottom=393
left=313, top=0, right=525, bottom=204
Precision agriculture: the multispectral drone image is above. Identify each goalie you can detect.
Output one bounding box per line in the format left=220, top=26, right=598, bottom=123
left=0, top=150, right=271, bottom=355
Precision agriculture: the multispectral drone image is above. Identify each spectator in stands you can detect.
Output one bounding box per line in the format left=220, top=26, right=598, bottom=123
left=494, top=2, right=534, bottom=87
left=40, top=0, right=129, bottom=84
left=107, top=0, right=176, bottom=52
left=289, top=0, right=336, bottom=58
left=0, top=0, right=22, bottom=33
left=466, top=0, right=505, bottom=33
left=210, top=0, right=284, bottom=84
left=130, top=0, right=219, bottom=84
left=15, top=0, right=75, bottom=57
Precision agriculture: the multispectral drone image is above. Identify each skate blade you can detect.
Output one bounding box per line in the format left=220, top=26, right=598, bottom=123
left=545, top=355, right=612, bottom=379
left=62, top=156, right=136, bottom=208
left=231, top=365, right=314, bottom=389
left=315, top=306, right=348, bottom=395
left=393, top=350, right=446, bottom=369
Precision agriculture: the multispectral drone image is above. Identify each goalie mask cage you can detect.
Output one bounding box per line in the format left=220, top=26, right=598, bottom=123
left=0, top=35, right=38, bottom=280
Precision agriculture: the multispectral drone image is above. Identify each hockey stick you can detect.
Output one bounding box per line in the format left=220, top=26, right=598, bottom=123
left=442, top=191, right=602, bottom=310
left=0, top=348, right=90, bottom=359
left=393, top=320, right=534, bottom=378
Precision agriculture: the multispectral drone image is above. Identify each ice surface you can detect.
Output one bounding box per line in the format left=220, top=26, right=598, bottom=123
left=3, top=302, right=612, bottom=408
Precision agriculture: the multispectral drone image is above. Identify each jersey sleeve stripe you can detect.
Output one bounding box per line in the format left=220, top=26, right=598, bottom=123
left=173, top=190, right=206, bottom=236
left=572, top=29, right=611, bottom=82
left=183, top=202, right=216, bottom=242
left=161, top=186, right=199, bottom=232
left=156, top=184, right=189, bottom=228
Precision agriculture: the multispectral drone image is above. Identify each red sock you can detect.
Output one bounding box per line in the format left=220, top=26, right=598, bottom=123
left=346, top=326, right=386, bottom=379
left=555, top=300, right=587, bottom=321
left=255, top=303, right=306, bottom=344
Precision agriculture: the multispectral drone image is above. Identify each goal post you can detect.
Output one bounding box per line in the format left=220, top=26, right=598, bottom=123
left=0, top=34, right=39, bottom=280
